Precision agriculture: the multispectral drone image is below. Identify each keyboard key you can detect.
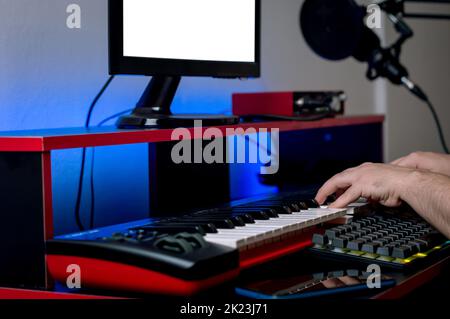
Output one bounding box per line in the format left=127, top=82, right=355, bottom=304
left=413, top=239, right=430, bottom=250
left=362, top=243, right=381, bottom=254
left=362, top=234, right=378, bottom=241
left=347, top=239, right=365, bottom=251
left=377, top=245, right=394, bottom=256
left=325, top=228, right=344, bottom=239
left=373, top=238, right=389, bottom=246
left=312, top=234, right=329, bottom=246
left=392, top=246, right=413, bottom=259
left=332, top=237, right=349, bottom=249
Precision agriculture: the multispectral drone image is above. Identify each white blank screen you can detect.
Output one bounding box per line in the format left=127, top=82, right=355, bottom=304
left=123, top=0, right=256, bottom=62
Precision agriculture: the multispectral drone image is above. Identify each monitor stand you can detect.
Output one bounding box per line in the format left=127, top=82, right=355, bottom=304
left=116, top=76, right=240, bottom=129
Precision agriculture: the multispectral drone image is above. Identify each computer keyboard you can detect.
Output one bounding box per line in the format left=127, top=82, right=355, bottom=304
left=310, top=206, right=449, bottom=270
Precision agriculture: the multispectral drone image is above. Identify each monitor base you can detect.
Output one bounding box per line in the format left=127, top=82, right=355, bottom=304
left=117, top=114, right=240, bottom=129
left=116, top=76, right=240, bottom=129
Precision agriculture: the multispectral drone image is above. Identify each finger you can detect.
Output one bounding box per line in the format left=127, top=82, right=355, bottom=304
left=390, top=156, right=406, bottom=165
left=329, top=186, right=362, bottom=209
left=315, top=175, right=351, bottom=204
left=339, top=276, right=361, bottom=286
left=321, top=278, right=346, bottom=289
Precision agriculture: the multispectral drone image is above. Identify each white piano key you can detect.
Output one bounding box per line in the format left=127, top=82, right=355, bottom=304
left=204, top=206, right=348, bottom=249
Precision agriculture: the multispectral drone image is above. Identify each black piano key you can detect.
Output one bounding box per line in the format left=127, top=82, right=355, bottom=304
left=156, top=222, right=218, bottom=233
left=302, top=199, right=320, bottom=208
left=231, top=210, right=270, bottom=220
left=252, top=201, right=301, bottom=212
left=194, top=210, right=256, bottom=223
left=133, top=225, right=207, bottom=236
left=175, top=218, right=235, bottom=229
left=229, top=213, right=256, bottom=223
left=227, top=208, right=279, bottom=218
left=189, top=214, right=246, bottom=226
left=237, top=204, right=292, bottom=214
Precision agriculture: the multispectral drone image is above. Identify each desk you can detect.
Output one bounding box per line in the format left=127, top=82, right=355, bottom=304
left=0, top=115, right=393, bottom=297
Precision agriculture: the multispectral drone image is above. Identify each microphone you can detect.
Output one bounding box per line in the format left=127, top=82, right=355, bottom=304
left=300, top=0, right=428, bottom=101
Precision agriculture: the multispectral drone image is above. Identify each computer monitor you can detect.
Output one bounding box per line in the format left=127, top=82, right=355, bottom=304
left=109, top=0, right=261, bottom=128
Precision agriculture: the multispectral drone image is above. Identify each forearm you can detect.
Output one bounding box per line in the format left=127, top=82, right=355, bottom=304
left=401, top=171, right=450, bottom=239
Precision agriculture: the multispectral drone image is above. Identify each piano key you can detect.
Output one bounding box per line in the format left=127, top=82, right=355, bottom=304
left=134, top=225, right=207, bottom=236
left=174, top=219, right=236, bottom=229
left=226, top=208, right=279, bottom=218
left=156, top=222, right=218, bottom=233
left=197, top=211, right=257, bottom=224
left=187, top=216, right=246, bottom=227
left=250, top=201, right=300, bottom=211
left=237, top=204, right=293, bottom=214
left=203, top=207, right=347, bottom=249
left=236, top=210, right=271, bottom=220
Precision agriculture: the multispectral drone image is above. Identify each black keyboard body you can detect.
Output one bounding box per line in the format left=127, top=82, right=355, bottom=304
left=310, top=206, right=449, bottom=270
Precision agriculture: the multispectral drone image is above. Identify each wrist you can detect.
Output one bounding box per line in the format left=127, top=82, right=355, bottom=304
left=400, top=170, right=430, bottom=203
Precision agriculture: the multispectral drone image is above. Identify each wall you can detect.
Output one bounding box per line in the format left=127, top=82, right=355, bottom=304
left=383, top=2, right=450, bottom=160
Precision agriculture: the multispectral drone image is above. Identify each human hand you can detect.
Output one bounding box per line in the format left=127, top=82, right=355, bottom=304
left=315, top=163, right=415, bottom=208
left=391, top=152, right=450, bottom=177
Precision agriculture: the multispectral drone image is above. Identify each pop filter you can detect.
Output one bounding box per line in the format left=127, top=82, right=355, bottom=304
left=300, top=0, right=367, bottom=61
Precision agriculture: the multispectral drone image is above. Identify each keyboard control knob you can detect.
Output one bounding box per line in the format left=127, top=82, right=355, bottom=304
left=154, top=237, right=194, bottom=254
left=175, top=232, right=208, bottom=249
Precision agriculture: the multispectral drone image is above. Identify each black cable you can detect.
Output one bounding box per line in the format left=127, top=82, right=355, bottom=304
left=424, top=99, right=449, bottom=154
left=97, top=108, right=133, bottom=127
left=74, top=147, right=87, bottom=230
left=75, top=75, right=115, bottom=231
left=89, top=148, right=96, bottom=229
left=86, top=108, right=133, bottom=229
left=85, top=76, right=115, bottom=127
